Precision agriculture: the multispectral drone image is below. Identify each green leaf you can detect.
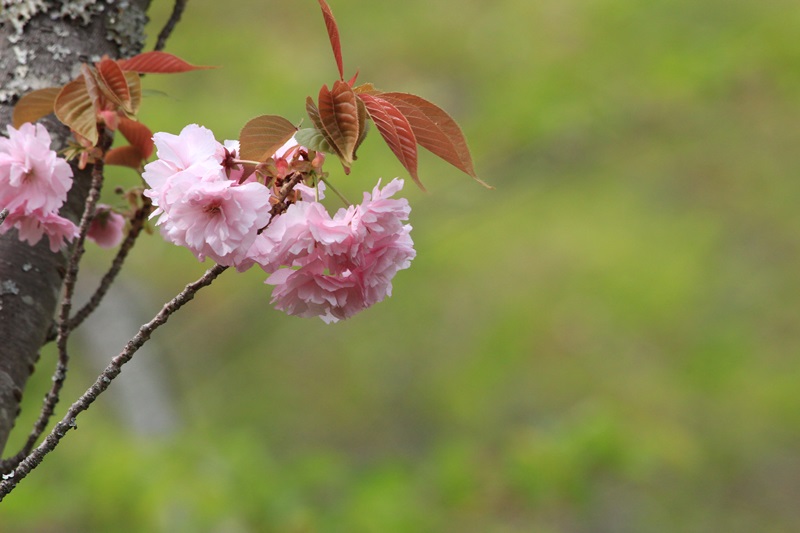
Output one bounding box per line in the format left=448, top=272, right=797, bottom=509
left=295, top=127, right=333, bottom=153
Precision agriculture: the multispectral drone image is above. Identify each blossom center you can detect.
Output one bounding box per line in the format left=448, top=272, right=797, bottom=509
left=203, top=200, right=222, bottom=216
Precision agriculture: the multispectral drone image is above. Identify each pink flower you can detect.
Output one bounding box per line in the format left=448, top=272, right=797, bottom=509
left=87, top=205, right=126, bottom=249
left=266, top=259, right=366, bottom=323
left=157, top=180, right=272, bottom=267
left=143, top=125, right=276, bottom=268
left=0, top=123, right=73, bottom=215
left=0, top=207, right=78, bottom=252
left=261, top=178, right=415, bottom=322
left=350, top=178, right=411, bottom=248
left=142, top=124, right=226, bottom=214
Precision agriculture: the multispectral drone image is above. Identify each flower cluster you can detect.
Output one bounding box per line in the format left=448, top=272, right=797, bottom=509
left=0, top=123, right=78, bottom=251
left=142, top=124, right=273, bottom=266
left=142, top=124, right=415, bottom=322
left=260, top=178, right=415, bottom=323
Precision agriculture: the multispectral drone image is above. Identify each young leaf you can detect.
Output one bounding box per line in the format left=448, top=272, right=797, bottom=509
left=295, top=127, right=334, bottom=153
left=379, top=92, right=491, bottom=188
left=347, top=70, right=359, bottom=87
left=55, top=78, right=99, bottom=145
left=354, top=96, right=369, bottom=157
left=116, top=51, right=215, bottom=74
left=318, top=0, right=344, bottom=80
left=125, top=71, right=142, bottom=115
left=353, top=83, right=377, bottom=95
left=105, top=145, right=145, bottom=169
left=238, top=115, right=297, bottom=162
left=318, top=81, right=360, bottom=168
left=306, top=96, right=342, bottom=159
left=12, top=87, right=60, bottom=128
left=357, top=93, right=422, bottom=190
left=117, top=117, right=154, bottom=159
left=95, top=58, right=132, bottom=113
left=81, top=64, right=103, bottom=113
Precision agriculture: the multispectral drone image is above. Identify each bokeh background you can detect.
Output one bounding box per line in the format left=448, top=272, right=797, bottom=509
left=5, top=0, right=800, bottom=531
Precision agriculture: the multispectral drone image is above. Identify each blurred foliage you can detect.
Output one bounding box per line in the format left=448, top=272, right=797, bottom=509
left=4, top=0, right=800, bottom=531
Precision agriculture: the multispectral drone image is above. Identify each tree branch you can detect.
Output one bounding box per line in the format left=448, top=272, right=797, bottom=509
left=0, top=263, right=228, bottom=500
left=67, top=196, right=153, bottom=332
left=154, top=0, right=189, bottom=52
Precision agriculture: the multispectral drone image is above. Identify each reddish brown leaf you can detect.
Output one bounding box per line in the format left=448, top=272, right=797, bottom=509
left=353, top=83, right=377, bottom=95
left=116, top=51, right=215, bottom=74
left=55, top=78, right=99, bottom=145
left=105, top=145, right=145, bottom=169
left=306, top=96, right=343, bottom=159
left=125, top=71, right=142, bottom=115
left=238, top=115, right=297, bottom=162
left=81, top=64, right=104, bottom=113
left=318, top=81, right=360, bottom=168
left=318, top=0, right=344, bottom=80
left=354, top=96, right=369, bottom=157
left=96, top=58, right=132, bottom=113
left=347, top=70, right=359, bottom=87
left=379, top=92, right=490, bottom=188
left=358, top=93, right=421, bottom=190
left=117, top=117, right=154, bottom=159
left=12, top=87, right=60, bottom=128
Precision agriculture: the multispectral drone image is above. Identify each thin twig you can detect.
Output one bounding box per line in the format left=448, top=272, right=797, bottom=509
left=67, top=197, right=152, bottom=331
left=0, top=208, right=8, bottom=226
left=0, top=263, right=229, bottom=500
left=154, top=0, right=188, bottom=52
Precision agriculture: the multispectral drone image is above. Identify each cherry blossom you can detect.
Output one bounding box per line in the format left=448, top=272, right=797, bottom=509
left=87, top=205, right=126, bottom=249
left=142, top=122, right=415, bottom=322
left=0, top=123, right=78, bottom=252
left=263, top=178, right=415, bottom=322
left=143, top=125, right=274, bottom=268
left=157, top=179, right=272, bottom=266
left=0, top=208, right=79, bottom=252
left=0, top=123, right=74, bottom=216
left=142, top=124, right=226, bottom=215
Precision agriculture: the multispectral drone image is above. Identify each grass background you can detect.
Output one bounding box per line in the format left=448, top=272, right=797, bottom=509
left=4, top=0, right=800, bottom=531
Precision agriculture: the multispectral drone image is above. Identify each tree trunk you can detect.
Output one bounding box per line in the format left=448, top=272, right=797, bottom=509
left=0, top=0, right=152, bottom=455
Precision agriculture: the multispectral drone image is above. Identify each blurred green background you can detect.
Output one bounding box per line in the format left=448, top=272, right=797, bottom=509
left=5, top=0, right=800, bottom=531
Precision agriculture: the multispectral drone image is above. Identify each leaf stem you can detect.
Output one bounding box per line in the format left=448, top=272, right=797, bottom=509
left=320, top=177, right=351, bottom=207
left=233, top=159, right=262, bottom=166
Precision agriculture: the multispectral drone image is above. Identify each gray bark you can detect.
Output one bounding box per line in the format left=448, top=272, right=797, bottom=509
left=0, top=0, right=151, bottom=455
